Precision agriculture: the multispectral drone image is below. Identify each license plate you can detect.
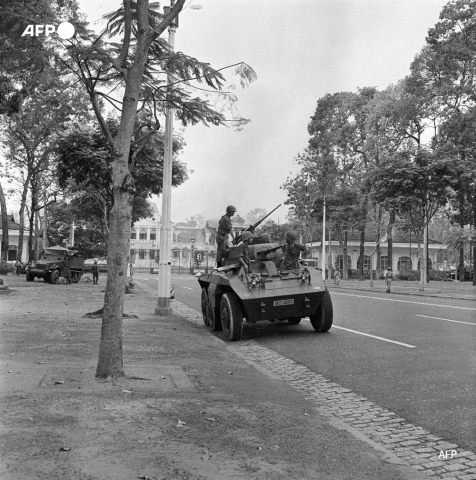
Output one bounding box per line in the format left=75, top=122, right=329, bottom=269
left=274, top=299, right=294, bottom=306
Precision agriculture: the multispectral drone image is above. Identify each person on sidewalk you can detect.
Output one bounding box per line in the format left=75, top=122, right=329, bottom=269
left=216, top=205, right=236, bottom=267
left=334, top=269, right=341, bottom=286
left=385, top=267, right=393, bottom=293
left=92, top=260, right=99, bottom=285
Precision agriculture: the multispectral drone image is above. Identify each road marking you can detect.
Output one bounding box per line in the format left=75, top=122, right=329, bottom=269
left=182, top=286, right=192, bottom=290
left=332, top=292, right=476, bottom=311
left=416, top=314, right=476, bottom=326
left=331, top=325, right=417, bottom=348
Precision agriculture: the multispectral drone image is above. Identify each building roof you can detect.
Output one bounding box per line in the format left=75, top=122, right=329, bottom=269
left=3, top=214, right=27, bottom=231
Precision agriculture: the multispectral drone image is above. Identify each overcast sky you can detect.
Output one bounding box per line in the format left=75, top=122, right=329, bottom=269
left=76, top=0, right=448, bottom=224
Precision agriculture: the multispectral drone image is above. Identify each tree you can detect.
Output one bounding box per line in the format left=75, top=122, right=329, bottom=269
left=54, top=0, right=256, bottom=378
left=369, top=147, right=460, bottom=288
left=56, top=119, right=188, bottom=235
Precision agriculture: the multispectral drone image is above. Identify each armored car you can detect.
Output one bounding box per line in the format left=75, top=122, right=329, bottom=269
left=198, top=242, right=333, bottom=341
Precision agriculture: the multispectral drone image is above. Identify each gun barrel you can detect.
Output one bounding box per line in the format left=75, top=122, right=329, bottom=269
left=233, top=204, right=281, bottom=245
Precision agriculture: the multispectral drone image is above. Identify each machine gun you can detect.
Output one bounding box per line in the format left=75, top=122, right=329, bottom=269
left=233, top=204, right=281, bottom=245
left=255, top=244, right=286, bottom=260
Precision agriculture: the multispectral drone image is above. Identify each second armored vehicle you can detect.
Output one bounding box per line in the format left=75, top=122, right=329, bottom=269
left=26, top=246, right=85, bottom=284
left=198, top=242, right=333, bottom=341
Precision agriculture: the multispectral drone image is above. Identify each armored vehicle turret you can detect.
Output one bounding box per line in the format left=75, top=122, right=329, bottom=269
left=26, top=246, right=85, bottom=284
left=198, top=242, right=333, bottom=341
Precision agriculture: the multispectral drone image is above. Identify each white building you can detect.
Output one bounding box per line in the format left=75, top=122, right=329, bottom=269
left=0, top=214, right=29, bottom=263
left=130, top=208, right=248, bottom=272
left=308, top=228, right=444, bottom=272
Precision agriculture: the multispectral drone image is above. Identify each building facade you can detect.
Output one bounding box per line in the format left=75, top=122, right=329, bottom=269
left=307, top=229, right=444, bottom=273
left=130, top=211, right=248, bottom=271
left=0, top=215, right=29, bottom=263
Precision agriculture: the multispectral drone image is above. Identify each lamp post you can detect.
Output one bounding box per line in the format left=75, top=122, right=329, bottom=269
left=205, top=246, right=209, bottom=273
left=190, top=237, right=195, bottom=274
left=156, top=2, right=177, bottom=315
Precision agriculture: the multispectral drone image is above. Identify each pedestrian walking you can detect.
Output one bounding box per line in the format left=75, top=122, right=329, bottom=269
left=92, top=260, right=99, bottom=285
left=385, top=267, right=393, bottom=293
left=334, top=270, right=341, bottom=286
left=14, top=259, right=22, bottom=276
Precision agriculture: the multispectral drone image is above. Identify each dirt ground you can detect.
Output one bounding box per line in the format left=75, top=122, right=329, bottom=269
left=0, top=275, right=423, bottom=480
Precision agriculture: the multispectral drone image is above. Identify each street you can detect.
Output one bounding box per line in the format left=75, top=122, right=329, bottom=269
left=139, top=273, right=476, bottom=454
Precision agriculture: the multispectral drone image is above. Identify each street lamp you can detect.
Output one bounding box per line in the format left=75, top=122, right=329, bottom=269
left=190, top=237, right=195, bottom=274
left=156, top=1, right=177, bottom=316
left=205, top=246, right=209, bottom=273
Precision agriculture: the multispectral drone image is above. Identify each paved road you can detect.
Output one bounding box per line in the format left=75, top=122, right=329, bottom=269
left=139, top=273, right=476, bottom=453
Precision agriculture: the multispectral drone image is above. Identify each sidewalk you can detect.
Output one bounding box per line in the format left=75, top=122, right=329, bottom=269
left=327, top=278, right=476, bottom=302
left=0, top=275, right=457, bottom=479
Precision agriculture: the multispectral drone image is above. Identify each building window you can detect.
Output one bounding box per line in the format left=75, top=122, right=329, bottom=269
left=149, top=250, right=155, bottom=259
left=130, top=230, right=136, bottom=240
left=380, top=255, right=388, bottom=271
left=357, top=255, right=371, bottom=270
left=139, top=230, right=147, bottom=240
left=8, top=245, right=17, bottom=261
left=172, top=249, right=180, bottom=259
left=336, top=254, right=351, bottom=270
left=398, top=256, right=411, bottom=271
left=139, top=249, right=146, bottom=259
left=150, top=232, right=156, bottom=241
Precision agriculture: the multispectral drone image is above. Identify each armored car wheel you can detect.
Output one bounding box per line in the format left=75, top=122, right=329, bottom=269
left=310, top=289, right=333, bottom=332
left=220, top=292, right=243, bottom=341
left=201, top=288, right=212, bottom=327
left=287, top=317, right=302, bottom=325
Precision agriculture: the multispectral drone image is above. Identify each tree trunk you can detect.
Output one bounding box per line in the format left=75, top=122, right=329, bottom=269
left=28, top=181, right=38, bottom=263
left=17, top=180, right=30, bottom=263
left=343, top=230, right=348, bottom=280
left=375, top=205, right=381, bottom=280
left=359, top=225, right=365, bottom=280
left=0, top=180, right=9, bottom=263
left=95, top=62, right=144, bottom=379
left=473, top=195, right=476, bottom=286
left=94, top=0, right=187, bottom=378
left=387, top=210, right=395, bottom=270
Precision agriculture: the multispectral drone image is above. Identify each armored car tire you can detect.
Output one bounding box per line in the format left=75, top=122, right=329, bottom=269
left=201, top=288, right=212, bottom=327
left=220, top=292, right=243, bottom=341
left=310, top=289, right=333, bottom=332
left=287, top=317, right=302, bottom=325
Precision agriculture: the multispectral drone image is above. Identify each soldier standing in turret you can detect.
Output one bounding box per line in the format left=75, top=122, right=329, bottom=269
left=281, top=230, right=308, bottom=270
left=216, top=205, right=236, bottom=267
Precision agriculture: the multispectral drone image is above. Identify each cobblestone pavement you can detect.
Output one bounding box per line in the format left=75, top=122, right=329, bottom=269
left=136, top=279, right=476, bottom=480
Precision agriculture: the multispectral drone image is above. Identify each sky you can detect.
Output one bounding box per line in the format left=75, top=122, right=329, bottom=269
left=73, top=0, right=449, bottom=224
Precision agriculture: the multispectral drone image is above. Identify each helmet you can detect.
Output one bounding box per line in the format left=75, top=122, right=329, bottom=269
left=226, top=205, right=237, bottom=214
left=261, top=233, right=271, bottom=242
left=241, top=231, right=253, bottom=242
left=285, top=230, right=298, bottom=242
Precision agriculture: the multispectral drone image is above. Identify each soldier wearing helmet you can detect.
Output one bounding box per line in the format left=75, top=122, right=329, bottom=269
left=216, top=205, right=237, bottom=267
left=281, top=230, right=308, bottom=270
left=237, top=230, right=254, bottom=274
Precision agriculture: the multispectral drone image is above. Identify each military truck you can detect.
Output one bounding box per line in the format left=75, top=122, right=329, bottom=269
left=198, top=242, right=333, bottom=341
left=26, top=246, right=85, bottom=284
